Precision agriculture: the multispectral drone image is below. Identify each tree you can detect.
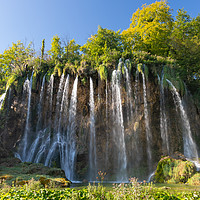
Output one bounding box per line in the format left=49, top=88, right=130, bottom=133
left=81, top=26, right=123, bottom=68
left=122, top=1, right=173, bottom=56
left=41, top=39, right=45, bottom=60
left=169, top=9, right=200, bottom=82
left=0, top=41, right=34, bottom=93
left=48, top=35, right=63, bottom=63
left=63, top=39, right=81, bottom=64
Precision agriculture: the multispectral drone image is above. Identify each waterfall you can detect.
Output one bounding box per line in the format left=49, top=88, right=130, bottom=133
left=124, top=65, right=133, bottom=123
left=112, top=69, right=127, bottom=181
left=134, top=70, right=139, bottom=116
left=89, top=77, right=97, bottom=181
left=62, top=76, right=78, bottom=181
left=159, top=72, right=169, bottom=154
left=20, top=72, right=33, bottom=161
left=59, top=75, right=70, bottom=170
left=142, top=72, right=152, bottom=167
left=0, top=92, right=7, bottom=110
left=46, top=74, right=54, bottom=128
left=35, top=75, right=54, bottom=163
left=44, top=75, right=70, bottom=167
left=54, top=74, right=65, bottom=132
left=26, top=74, right=46, bottom=162
left=166, top=79, right=199, bottom=164
left=59, top=75, right=69, bottom=132
left=36, top=74, right=46, bottom=132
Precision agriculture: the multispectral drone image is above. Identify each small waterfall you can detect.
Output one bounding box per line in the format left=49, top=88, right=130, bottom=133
left=89, top=77, right=97, bottom=181
left=58, top=75, right=69, bottom=132
left=159, top=72, right=169, bottom=154
left=27, top=75, right=46, bottom=162
left=124, top=65, right=133, bottom=123
left=0, top=92, right=7, bottom=110
left=54, top=74, right=65, bottom=132
left=20, top=72, right=33, bottom=161
left=166, top=79, right=199, bottom=163
left=7, top=88, right=12, bottom=111
left=46, top=74, right=54, bottom=128
left=142, top=72, right=152, bottom=167
left=63, top=76, right=78, bottom=181
left=134, top=70, right=139, bottom=116
left=112, top=69, right=127, bottom=181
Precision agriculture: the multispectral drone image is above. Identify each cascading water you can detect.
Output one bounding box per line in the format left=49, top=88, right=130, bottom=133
left=44, top=74, right=54, bottom=128
left=142, top=72, right=152, bottom=168
left=62, top=76, right=78, bottom=181
left=59, top=75, right=70, bottom=169
left=124, top=65, right=133, bottom=124
left=19, top=72, right=34, bottom=161
left=26, top=74, right=46, bottom=162
left=134, top=70, right=139, bottom=116
left=112, top=69, right=127, bottom=181
left=0, top=92, right=7, bottom=110
left=44, top=74, right=68, bottom=167
left=159, top=72, right=169, bottom=154
left=34, top=74, right=54, bottom=163
left=89, top=77, right=97, bottom=181
left=54, top=73, right=65, bottom=132
left=166, top=79, right=199, bottom=165
left=58, top=75, right=69, bottom=133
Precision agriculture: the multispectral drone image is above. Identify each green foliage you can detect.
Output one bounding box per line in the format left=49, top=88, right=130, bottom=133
left=99, top=64, right=108, bottom=80
left=169, top=9, right=200, bottom=83
left=0, top=41, right=34, bottom=94
left=122, top=1, right=173, bottom=56
left=155, top=156, right=196, bottom=184
left=125, top=59, right=132, bottom=72
left=81, top=26, right=122, bottom=70
left=1, top=177, right=200, bottom=199
left=187, top=173, right=200, bottom=185
left=137, top=63, right=143, bottom=74
left=41, top=39, right=45, bottom=60
left=48, top=35, right=63, bottom=64
left=163, top=65, right=186, bottom=96
left=63, top=39, right=81, bottom=65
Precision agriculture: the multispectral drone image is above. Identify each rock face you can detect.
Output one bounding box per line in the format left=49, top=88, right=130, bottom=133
left=0, top=68, right=200, bottom=182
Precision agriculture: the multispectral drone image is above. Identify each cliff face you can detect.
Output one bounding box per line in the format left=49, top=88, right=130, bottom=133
left=0, top=70, right=200, bottom=181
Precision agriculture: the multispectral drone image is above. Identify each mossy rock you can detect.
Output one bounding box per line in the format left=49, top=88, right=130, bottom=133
left=0, top=175, right=13, bottom=184
left=187, top=173, right=200, bottom=185
left=155, top=156, right=196, bottom=184
left=39, top=176, right=70, bottom=188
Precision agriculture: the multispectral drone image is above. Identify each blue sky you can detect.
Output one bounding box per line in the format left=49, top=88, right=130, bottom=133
left=0, top=0, right=199, bottom=53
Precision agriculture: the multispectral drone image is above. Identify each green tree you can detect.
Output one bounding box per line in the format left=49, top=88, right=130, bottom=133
left=0, top=41, right=34, bottom=93
left=81, top=26, right=123, bottom=69
left=122, top=1, right=173, bottom=56
left=169, top=9, right=200, bottom=82
left=48, top=35, right=63, bottom=64
left=63, top=39, right=81, bottom=64
left=41, top=39, right=45, bottom=60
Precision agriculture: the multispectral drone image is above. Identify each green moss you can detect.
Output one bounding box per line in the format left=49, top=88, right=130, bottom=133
left=99, top=64, right=108, bottom=80
left=187, top=173, right=200, bottom=185
left=155, top=156, right=196, bottom=184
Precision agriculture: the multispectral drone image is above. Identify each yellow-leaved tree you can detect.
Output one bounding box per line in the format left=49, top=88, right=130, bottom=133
left=122, top=0, right=173, bottom=56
